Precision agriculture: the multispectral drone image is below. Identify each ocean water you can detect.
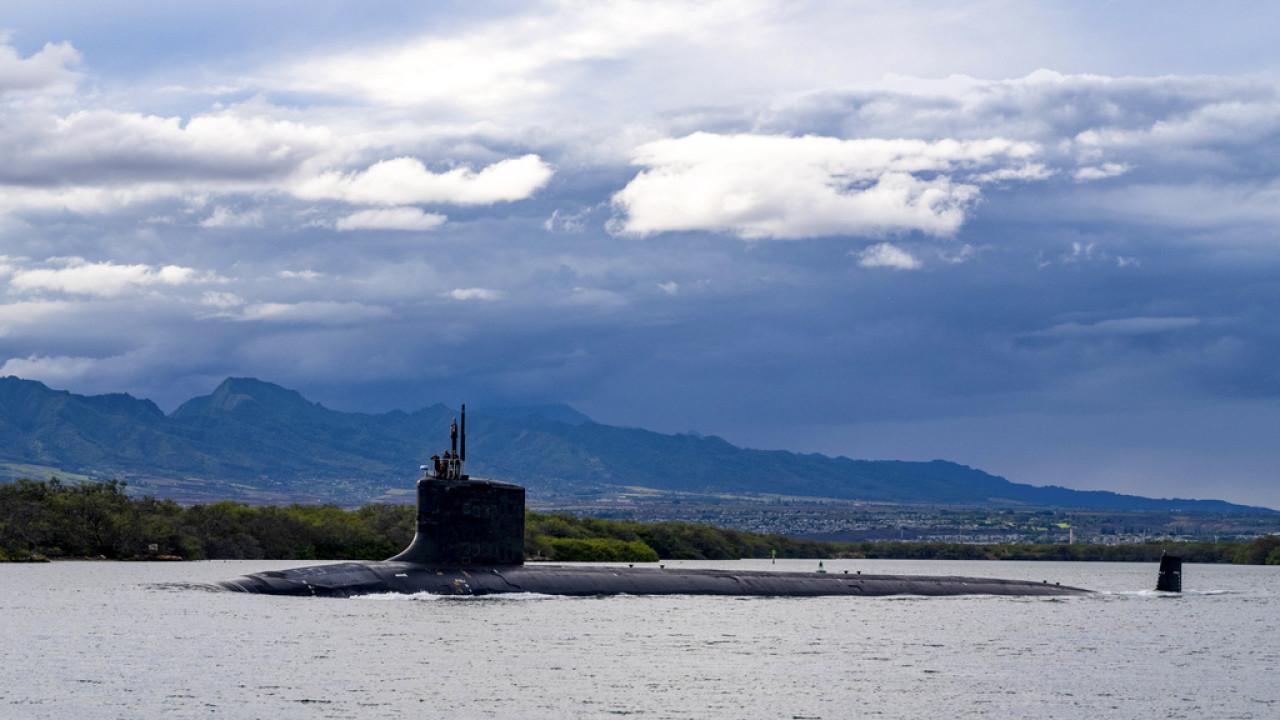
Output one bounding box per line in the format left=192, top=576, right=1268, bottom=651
left=1, top=558, right=1276, bottom=719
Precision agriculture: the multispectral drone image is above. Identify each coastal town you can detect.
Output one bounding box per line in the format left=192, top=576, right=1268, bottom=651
left=535, top=496, right=1280, bottom=546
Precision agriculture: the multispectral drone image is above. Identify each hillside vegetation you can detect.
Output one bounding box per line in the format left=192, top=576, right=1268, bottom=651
left=3, top=479, right=1277, bottom=566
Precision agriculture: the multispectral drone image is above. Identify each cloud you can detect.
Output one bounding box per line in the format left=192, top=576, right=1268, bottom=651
left=0, top=109, right=336, bottom=187
left=0, top=105, right=346, bottom=219
left=562, top=287, right=627, bottom=307
left=448, top=288, right=504, bottom=301
left=1030, top=317, right=1202, bottom=338
left=938, top=243, right=976, bottom=265
left=278, top=0, right=759, bottom=111
left=7, top=258, right=209, bottom=297
left=0, top=299, right=76, bottom=334
left=0, top=354, right=96, bottom=383
left=0, top=41, right=80, bottom=94
left=857, top=243, right=922, bottom=270
left=755, top=72, right=1280, bottom=216
left=0, top=95, right=549, bottom=222
left=237, top=301, right=393, bottom=324
left=295, top=155, right=553, bottom=207
left=972, top=164, right=1056, bottom=184
left=0, top=182, right=185, bottom=216
left=1074, top=163, right=1130, bottom=182
left=200, top=291, right=243, bottom=310
left=544, top=208, right=591, bottom=233
left=762, top=70, right=1279, bottom=144
left=200, top=206, right=263, bottom=228
left=1086, top=181, right=1280, bottom=229
left=335, top=207, right=448, bottom=232
left=610, top=133, right=1041, bottom=239
left=277, top=270, right=323, bottom=280
left=1065, top=242, right=1097, bottom=262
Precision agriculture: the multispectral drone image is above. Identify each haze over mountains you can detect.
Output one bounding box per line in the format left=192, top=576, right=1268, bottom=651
left=0, top=376, right=1270, bottom=513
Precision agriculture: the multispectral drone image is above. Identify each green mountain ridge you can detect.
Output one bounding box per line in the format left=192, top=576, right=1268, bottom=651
left=0, top=375, right=1271, bottom=513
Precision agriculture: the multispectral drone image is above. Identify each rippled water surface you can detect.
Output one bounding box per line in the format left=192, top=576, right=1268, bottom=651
left=2, top=559, right=1277, bottom=719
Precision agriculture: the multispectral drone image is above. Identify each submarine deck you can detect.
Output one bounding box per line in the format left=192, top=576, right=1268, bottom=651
left=218, top=561, right=1091, bottom=598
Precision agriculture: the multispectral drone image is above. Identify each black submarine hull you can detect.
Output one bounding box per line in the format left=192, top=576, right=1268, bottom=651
left=218, top=561, right=1091, bottom=598
left=218, top=406, right=1095, bottom=599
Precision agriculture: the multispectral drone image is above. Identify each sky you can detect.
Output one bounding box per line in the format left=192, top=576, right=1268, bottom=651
left=2, top=1, right=1280, bottom=509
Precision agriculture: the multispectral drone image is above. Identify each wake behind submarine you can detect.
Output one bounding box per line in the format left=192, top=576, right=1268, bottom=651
left=219, top=406, right=1147, bottom=598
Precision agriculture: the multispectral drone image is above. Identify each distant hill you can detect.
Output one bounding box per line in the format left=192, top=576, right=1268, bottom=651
left=0, top=375, right=1272, bottom=513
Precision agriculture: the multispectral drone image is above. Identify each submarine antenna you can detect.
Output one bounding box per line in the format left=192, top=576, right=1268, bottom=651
left=460, top=404, right=466, bottom=477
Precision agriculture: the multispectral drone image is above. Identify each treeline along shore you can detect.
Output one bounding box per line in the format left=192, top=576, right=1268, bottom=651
left=3, top=479, right=1279, bottom=565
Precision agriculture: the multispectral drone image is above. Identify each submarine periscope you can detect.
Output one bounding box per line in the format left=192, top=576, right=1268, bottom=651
left=219, top=406, right=1099, bottom=598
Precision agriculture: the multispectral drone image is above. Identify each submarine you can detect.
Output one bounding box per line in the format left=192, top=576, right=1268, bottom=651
left=219, top=406, right=1104, bottom=598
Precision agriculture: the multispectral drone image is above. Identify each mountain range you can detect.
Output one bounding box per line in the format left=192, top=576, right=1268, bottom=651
left=0, top=376, right=1271, bottom=512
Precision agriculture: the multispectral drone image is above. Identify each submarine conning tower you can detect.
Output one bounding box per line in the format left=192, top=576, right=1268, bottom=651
left=388, top=405, right=526, bottom=567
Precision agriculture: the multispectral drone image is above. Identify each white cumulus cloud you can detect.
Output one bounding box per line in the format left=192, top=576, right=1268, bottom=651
left=294, top=155, right=553, bottom=207
left=857, top=243, right=922, bottom=270
left=611, top=133, right=1041, bottom=239
left=8, top=258, right=208, bottom=297
left=0, top=41, right=80, bottom=95
left=1074, top=163, right=1130, bottom=182
left=335, top=207, right=448, bottom=232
